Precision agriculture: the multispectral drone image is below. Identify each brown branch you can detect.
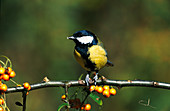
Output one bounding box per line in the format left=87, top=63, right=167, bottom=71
left=6, top=79, right=170, bottom=94
left=22, top=91, right=27, bottom=111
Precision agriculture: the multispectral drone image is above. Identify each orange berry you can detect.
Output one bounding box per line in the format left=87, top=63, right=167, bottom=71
left=27, top=85, right=31, bottom=91
left=85, top=104, right=91, bottom=111
left=96, top=86, right=103, bottom=93
left=81, top=106, right=84, bottom=110
left=23, top=82, right=30, bottom=89
left=0, top=84, right=8, bottom=92
left=103, top=85, right=110, bottom=90
left=109, top=88, right=116, bottom=96
left=0, top=107, right=3, bottom=111
left=2, top=74, right=10, bottom=81
left=26, top=92, right=29, bottom=95
left=0, top=75, right=3, bottom=80
left=6, top=67, right=12, bottom=74
left=0, top=67, right=5, bottom=74
left=89, top=85, right=95, bottom=92
left=103, top=90, right=110, bottom=98
left=9, top=70, right=16, bottom=78
left=94, top=85, right=98, bottom=91
left=0, top=98, right=4, bottom=105
left=61, top=95, right=66, bottom=99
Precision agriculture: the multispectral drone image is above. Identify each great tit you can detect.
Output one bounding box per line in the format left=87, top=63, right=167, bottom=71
left=67, top=30, right=113, bottom=86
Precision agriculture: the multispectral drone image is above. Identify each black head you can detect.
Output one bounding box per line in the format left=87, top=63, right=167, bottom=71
left=67, top=30, right=98, bottom=45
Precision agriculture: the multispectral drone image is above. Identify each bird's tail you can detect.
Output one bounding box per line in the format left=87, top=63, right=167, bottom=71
left=106, top=60, right=114, bottom=67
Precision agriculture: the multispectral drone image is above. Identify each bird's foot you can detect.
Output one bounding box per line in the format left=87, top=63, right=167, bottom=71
left=85, top=74, right=90, bottom=86
left=93, top=73, right=98, bottom=85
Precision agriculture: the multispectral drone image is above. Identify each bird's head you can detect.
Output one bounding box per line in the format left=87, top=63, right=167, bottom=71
left=67, top=30, right=98, bottom=46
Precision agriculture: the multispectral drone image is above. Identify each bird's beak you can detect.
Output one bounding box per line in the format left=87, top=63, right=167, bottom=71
left=67, top=36, right=75, bottom=40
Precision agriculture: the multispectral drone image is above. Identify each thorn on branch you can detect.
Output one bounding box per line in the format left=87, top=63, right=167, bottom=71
left=153, top=82, right=158, bottom=86
left=42, top=77, right=50, bottom=82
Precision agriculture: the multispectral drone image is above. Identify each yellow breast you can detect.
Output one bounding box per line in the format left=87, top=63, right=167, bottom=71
left=88, top=45, right=107, bottom=70
left=74, top=45, right=108, bottom=72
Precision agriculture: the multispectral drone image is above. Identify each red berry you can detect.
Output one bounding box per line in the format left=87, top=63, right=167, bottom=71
left=2, top=74, right=10, bottom=81
left=103, top=85, right=110, bottom=90
left=6, top=67, right=12, bottom=74
left=103, top=90, right=110, bottom=98
left=0, top=67, right=5, bottom=74
left=61, top=95, right=66, bottom=99
left=0, top=98, right=4, bottom=105
left=27, top=85, right=31, bottom=91
left=0, top=84, right=8, bottom=92
left=110, top=88, right=116, bottom=96
left=85, top=104, right=91, bottom=111
left=89, top=85, right=95, bottom=92
left=0, top=107, right=3, bottom=111
left=0, top=75, right=3, bottom=80
left=96, top=86, right=103, bottom=93
left=94, top=85, right=98, bottom=91
left=9, top=70, right=16, bottom=78
left=23, top=82, right=30, bottom=89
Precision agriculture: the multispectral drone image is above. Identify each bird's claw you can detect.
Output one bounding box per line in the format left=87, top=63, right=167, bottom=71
left=85, top=74, right=90, bottom=86
left=93, top=73, right=98, bottom=85
left=85, top=73, right=98, bottom=86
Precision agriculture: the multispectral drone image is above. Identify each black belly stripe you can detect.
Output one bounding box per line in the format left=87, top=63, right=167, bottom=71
left=75, top=45, right=97, bottom=71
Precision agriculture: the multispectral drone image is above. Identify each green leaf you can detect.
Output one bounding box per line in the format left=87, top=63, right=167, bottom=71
left=57, top=103, right=68, bottom=111
left=78, top=74, right=84, bottom=80
left=89, top=93, right=103, bottom=106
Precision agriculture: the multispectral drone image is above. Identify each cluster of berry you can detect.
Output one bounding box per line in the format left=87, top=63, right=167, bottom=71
left=23, top=82, right=31, bottom=95
left=0, top=56, right=31, bottom=111
left=0, top=67, right=16, bottom=81
left=90, top=85, right=116, bottom=98
left=80, top=104, right=91, bottom=111
left=61, top=95, right=91, bottom=111
left=0, top=98, right=4, bottom=111
left=0, top=66, right=16, bottom=111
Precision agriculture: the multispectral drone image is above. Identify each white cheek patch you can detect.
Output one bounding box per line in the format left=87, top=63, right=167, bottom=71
left=77, top=36, right=93, bottom=44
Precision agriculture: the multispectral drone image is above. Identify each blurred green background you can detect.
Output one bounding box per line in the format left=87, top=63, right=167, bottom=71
left=1, top=0, right=170, bottom=111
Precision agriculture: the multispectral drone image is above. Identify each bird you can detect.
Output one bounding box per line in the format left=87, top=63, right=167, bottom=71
left=67, top=30, right=113, bottom=86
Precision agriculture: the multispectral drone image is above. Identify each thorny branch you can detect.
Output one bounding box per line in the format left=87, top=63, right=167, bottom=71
left=6, top=79, right=170, bottom=94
